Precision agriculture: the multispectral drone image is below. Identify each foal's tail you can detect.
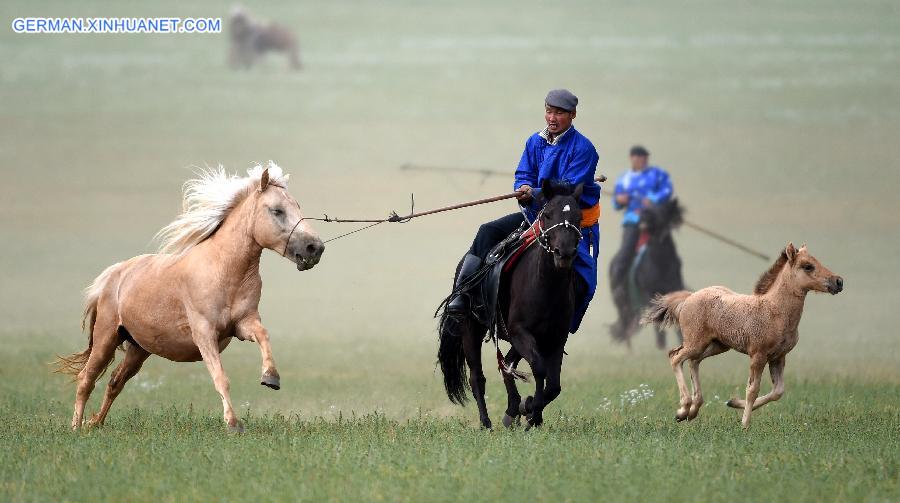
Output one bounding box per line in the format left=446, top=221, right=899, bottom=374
left=53, top=263, right=119, bottom=379
left=642, top=290, right=692, bottom=331
left=437, top=315, right=469, bottom=405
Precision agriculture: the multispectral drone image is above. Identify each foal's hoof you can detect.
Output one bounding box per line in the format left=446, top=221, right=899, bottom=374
left=227, top=421, right=245, bottom=434
left=675, top=410, right=689, bottom=422
left=502, top=413, right=519, bottom=429
left=260, top=374, right=280, bottom=390
left=726, top=399, right=740, bottom=409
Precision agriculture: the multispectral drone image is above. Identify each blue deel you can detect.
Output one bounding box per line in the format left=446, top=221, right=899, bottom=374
left=513, top=126, right=600, bottom=333
left=612, top=166, right=673, bottom=225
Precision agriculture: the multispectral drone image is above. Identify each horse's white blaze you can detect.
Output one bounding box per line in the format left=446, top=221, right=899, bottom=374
left=563, top=204, right=571, bottom=212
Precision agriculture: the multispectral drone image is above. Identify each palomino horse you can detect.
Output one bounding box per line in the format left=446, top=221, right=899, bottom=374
left=643, top=243, right=843, bottom=428
left=609, top=198, right=685, bottom=348
left=438, top=181, right=585, bottom=429
left=55, top=162, right=324, bottom=432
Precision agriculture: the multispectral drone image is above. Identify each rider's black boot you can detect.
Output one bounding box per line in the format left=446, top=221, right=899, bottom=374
left=447, top=253, right=483, bottom=314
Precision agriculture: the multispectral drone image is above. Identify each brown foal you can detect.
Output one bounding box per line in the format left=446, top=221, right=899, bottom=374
left=643, top=243, right=843, bottom=428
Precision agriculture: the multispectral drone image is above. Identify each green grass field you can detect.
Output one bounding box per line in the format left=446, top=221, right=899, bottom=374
left=1, top=0, right=898, bottom=501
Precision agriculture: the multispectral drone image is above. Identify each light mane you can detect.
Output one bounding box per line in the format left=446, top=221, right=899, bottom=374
left=155, top=161, right=289, bottom=255
left=753, top=250, right=788, bottom=295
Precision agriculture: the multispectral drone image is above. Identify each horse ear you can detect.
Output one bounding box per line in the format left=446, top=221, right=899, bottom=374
left=573, top=183, right=584, bottom=199
left=259, top=168, right=270, bottom=192
left=541, top=179, right=554, bottom=200
left=785, top=242, right=798, bottom=263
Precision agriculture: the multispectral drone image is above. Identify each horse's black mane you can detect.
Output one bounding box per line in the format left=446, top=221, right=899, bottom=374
left=544, top=179, right=576, bottom=195
left=641, top=198, right=684, bottom=232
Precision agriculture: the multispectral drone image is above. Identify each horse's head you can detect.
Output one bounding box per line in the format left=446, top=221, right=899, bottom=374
left=537, top=179, right=584, bottom=269
left=640, top=198, right=683, bottom=237
left=251, top=166, right=324, bottom=271
left=784, top=243, right=843, bottom=295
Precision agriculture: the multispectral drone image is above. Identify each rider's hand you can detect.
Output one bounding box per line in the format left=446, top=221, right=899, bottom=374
left=516, top=185, right=533, bottom=202
left=615, top=193, right=630, bottom=205
left=642, top=198, right=653, bottom=208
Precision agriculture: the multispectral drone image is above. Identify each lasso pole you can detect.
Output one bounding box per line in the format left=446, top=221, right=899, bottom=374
left=398, top=162, right=770, bottom=261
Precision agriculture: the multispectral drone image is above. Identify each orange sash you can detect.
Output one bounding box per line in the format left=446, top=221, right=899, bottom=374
left=580, top=203, right=601, bottom=228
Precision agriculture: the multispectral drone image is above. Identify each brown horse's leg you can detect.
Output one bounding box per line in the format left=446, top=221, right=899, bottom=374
left=669, top=345, right=693, bottom=422
left=288, top=45, right=301, bottom=69
left=194, top=325, right=241, bottom=432
left=461, top=321, right=491, bottom=429
left=236, top=316, right=280, bottom=390
left=740, top=354, right=767, bottom=428
left=71, top=316, right=119, bottom=430
left=688, top=341, right=730, bottom=419
left=501, top=347, right=523, bottom=428
left=728, top=356, right=785, bottom=411
left=687, top=359, right=703, bottom=420
left=89, top=342, right=151, bottom=427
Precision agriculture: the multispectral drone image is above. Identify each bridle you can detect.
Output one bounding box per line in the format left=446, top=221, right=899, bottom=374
left=522, top=204, right=583, bottom=255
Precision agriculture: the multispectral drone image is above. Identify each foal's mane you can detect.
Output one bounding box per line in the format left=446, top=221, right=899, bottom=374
left=753, top=250, right=788, bottom=295
left=155, top=161, right=289, bottom=255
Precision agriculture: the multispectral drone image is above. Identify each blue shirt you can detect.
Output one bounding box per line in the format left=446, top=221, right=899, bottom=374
left=612, top=166, right=673, bottom=225
left=512, top=126, right=600, bottom=333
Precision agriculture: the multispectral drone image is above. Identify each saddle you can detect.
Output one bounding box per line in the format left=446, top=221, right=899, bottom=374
left=437, top=221, right=540, bottom=336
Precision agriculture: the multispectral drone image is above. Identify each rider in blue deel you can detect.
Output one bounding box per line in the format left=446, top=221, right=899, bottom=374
left=610, top=145, right=673, bottom=285
left=446, top=89, right=602, bottom=333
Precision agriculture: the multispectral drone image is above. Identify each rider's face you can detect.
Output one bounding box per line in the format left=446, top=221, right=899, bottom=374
left=630, top=154, right=649, bottom=171
left=545, top=106, right=575, bottom=135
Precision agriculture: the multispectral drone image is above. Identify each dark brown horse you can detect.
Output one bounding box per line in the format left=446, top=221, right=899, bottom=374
left=609, top=199, right=685, bottom=348
left=438, top=181, right=584, bottom=429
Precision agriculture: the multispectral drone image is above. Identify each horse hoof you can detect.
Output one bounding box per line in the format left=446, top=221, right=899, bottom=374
left=519, top=397, right=532, bottom=416
left=228, top=421, right=245, bottom=433
left=260, top=374, right=280, bottom=390
left=502, top=414, right=517, bottom=428
left=726, top=399, right=740, bottom=409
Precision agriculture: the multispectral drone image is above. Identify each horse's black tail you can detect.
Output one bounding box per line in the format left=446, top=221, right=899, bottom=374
left=437, top=315, right=469, bottom=405
left=642, top=290, right=692, bottom=329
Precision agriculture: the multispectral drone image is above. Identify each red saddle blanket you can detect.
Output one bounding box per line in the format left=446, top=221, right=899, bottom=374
left=636, top=229, right=651, bottom=252
left=502, top=222, right=540, bottom=274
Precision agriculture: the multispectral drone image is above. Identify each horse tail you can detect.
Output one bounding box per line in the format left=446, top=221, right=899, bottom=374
left=642, top=290, right=692, bottom=330
left=437, top=316, right=469, bottom=405
left=53, top=263, right=120, bottom=379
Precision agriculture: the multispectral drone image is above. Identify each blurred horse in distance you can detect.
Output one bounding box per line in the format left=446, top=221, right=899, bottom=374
left=229, top=6, right=302, bottom=70
left=609, top=198, right=685, bottom=348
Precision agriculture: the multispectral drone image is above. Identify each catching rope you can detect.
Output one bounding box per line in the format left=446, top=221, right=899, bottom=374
left=297, top=175, right=608, bottom=245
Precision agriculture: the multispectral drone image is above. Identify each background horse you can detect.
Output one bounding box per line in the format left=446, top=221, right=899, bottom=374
left=438, top=180, right=585, bottom=429
left=643, top=243, right=843, bottom=428
left=55, top=163, right=324, bottom=432
left=609, top=198, right=685, bottom=348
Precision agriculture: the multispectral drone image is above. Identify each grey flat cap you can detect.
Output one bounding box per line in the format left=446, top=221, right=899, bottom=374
left=545, top=89, right=578, bottom=112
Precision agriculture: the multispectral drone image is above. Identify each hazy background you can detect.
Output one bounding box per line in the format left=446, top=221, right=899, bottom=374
left=1, top=0, right=898, bottom=420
